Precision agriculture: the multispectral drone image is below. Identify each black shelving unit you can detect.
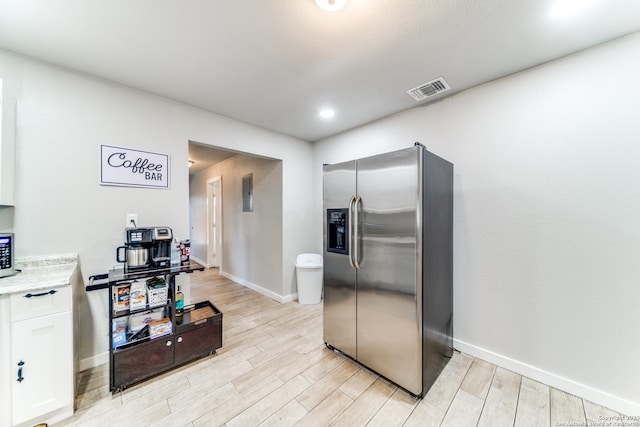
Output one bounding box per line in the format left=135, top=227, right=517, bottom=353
left=88, top=261, right=222, bottom=392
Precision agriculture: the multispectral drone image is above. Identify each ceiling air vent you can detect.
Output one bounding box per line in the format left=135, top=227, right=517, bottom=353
left=406, top=77, right=450, bottom=101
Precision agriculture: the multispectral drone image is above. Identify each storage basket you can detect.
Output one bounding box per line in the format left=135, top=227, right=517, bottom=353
left=146, top=277, right=168, bottom=308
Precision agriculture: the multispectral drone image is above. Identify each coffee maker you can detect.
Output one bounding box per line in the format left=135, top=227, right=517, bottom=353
left=117, top=228, right=153, bottom=270
left=149, top=227, right=173, bottom=268
left=117, top=226, right=173, bottom=270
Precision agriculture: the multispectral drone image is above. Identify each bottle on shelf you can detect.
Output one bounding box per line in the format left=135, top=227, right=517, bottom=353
left=175, top=285, right=184, bottom=324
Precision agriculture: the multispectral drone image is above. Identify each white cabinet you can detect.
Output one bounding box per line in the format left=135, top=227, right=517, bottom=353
left=11, top=311, right=73, bottom=425
left=0, top=79, right=16, bottom=206
left=1, top=284, right=74, bottom=427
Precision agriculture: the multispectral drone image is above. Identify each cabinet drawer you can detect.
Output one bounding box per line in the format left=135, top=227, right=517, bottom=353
left=10, top=285, right=72, bottom=322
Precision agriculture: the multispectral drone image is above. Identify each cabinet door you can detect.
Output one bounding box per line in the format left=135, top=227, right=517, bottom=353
left=112, top=336, right=174, bottom=390
left=323, top=160, right=357, bottom=359
left=0, top=89, right=16, bottom=206
left=11, top=311, right=73, bottom=426
left=175, top=318, right=221, bottom=366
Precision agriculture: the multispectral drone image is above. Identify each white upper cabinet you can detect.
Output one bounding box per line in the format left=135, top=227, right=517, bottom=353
left=0, top=79, right=16, bottom=206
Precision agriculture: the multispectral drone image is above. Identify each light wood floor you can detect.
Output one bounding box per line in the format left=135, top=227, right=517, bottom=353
left=56, top=268, right=627, bottom=427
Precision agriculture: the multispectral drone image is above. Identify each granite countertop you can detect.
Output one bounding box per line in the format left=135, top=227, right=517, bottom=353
left=0, top=253, right=79, bottom=295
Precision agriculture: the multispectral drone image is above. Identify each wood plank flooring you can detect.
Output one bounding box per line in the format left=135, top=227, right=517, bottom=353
left=55, top=268, right=627, bottom=427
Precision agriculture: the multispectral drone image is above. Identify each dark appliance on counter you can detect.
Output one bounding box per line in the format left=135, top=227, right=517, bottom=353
left=323, top=144, right=453, bottom=397
left=0, top=233, right=15, bottom=278
left=117, top=227, right=173, bottom=270
left=117, top=228, right=152, bottom=270
left=150, top=226, right=173, bottom=268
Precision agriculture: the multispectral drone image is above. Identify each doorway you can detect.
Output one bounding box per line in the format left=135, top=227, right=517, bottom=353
left=187, top=140, right=284, bottom=298
left=207, top=177, right=222, bottom=268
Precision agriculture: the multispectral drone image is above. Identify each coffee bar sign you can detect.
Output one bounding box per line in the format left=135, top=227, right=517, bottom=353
left=100, top=145, right=169, bottom=189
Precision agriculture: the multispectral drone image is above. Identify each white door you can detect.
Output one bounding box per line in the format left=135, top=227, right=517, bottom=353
left=207, top=177, right=222, bottom=268
left=11, top=311, right=73, bottom=425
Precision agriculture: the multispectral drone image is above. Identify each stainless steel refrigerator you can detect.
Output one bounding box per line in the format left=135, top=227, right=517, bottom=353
left=323, top=144, right=453, bottom=397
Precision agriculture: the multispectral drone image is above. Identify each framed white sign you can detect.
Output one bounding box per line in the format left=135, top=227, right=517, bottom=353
left=100, top=145, right=170, bottom=189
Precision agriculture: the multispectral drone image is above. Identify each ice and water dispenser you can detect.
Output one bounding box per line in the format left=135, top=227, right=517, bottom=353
left=327, top=208, right=349, bottom=255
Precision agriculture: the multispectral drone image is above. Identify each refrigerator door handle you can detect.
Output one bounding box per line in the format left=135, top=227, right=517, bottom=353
left=348, top=195, right=357, bottom=269
left=354, top=195, right=362, bottom=269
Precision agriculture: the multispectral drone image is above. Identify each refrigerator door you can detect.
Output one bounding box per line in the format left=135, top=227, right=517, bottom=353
left=323, top=160, right=357, bottom=359
left=356, top=147, right=423, bottom=395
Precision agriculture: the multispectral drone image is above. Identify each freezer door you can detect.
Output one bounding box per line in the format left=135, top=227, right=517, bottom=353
left=356, top=147, right=423, bottom=395
left=323, top=160, right=357, bottom=358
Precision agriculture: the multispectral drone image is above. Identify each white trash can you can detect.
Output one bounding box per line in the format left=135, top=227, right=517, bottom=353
left=295, top=253, right=323, bottom=304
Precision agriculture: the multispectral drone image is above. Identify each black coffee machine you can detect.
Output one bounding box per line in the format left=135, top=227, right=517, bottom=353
left=118, top=226, right=173, bottom=269
left=149, top=227, right=173, bottom=268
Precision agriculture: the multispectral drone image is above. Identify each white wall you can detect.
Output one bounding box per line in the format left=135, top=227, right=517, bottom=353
left=0, top=48, right=314, bottom=368
left=313, top=32, right=640, bottom=415
left=189, top=153, right=284, bottom=300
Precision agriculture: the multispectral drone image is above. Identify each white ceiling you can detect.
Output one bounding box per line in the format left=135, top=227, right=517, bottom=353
left=187, top=142, right=237, bottom=175
left=0, top=1, right=639, bottom=142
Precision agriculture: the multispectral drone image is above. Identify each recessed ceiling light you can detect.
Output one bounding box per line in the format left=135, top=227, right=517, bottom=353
left=319, top=109, right=336, bottom=119
left=551, top=0, right=596, bottom=17
left=315, top=0, right=348, bottom=12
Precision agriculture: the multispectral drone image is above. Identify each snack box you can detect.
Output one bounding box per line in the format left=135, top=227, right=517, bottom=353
left=129, top=281, right=147, bottom=311
left=112, top=326, right=127, bottom=348
left=149, top=317, right=172, bottom=339
left=111, top=318, right=128, bottom=349
left=113, top=283, right=131, bottom=311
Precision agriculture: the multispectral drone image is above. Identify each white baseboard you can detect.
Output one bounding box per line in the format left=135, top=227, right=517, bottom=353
left=453, top=338, right=640, bottom=416
left=79, top=351, right=109, bottom=371
left=220, top=271, right=296, bottom=304
left=190, top=256, right=208, bottom=268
